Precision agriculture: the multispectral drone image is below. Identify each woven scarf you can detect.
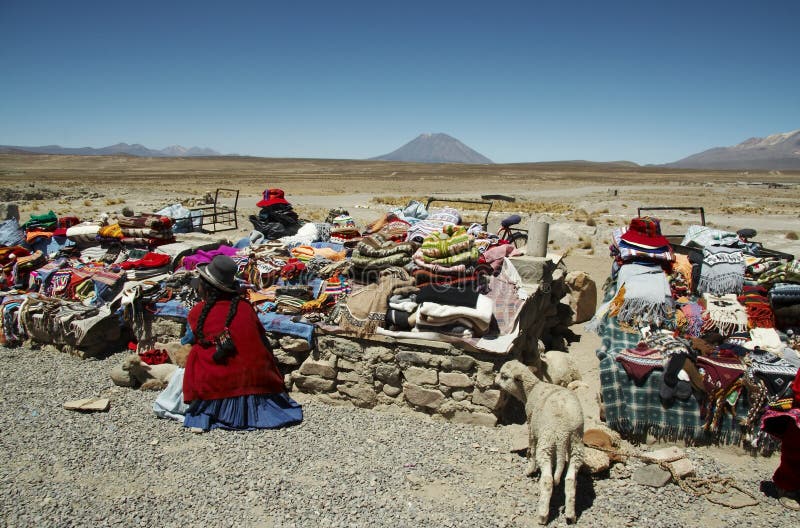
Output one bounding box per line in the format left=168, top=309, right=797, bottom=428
left=737, top=284, right=774, bottom=328
left=697, top=245, right=745, bottom=295
left=615, top=263, right=673, bottom=327
left=702, top=293, right=747, bottom=335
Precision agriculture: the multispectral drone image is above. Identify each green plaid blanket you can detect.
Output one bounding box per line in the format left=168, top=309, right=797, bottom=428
left=596, top=313, right=748, bottom=444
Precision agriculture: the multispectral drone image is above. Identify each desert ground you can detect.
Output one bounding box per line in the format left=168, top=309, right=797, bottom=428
left=1, top=154, right=799, bottom=526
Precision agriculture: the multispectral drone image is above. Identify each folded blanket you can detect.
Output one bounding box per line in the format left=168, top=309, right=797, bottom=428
left=697, top=245, right=745, bottom=295
left=769, top=282, right=800, bottom=307
left=117, top=214, right=172, bottom=230
left=417, top=293, right=493, bottom=335
left=680, top=224, right=739, bottom=248
left=738, top=284, right=774, bottom=328
left=611, top=228, right=675, bottom=263
left=421, top=225, right=472, bottom=259
left=615, top=263, right=673, bottom=327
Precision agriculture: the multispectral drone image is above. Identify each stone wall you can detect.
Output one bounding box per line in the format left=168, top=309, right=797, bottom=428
left=269, top=255, right=582, bottom=426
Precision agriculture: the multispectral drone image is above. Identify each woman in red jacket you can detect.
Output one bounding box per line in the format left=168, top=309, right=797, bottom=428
left=183, top=255, right=302, bottom=431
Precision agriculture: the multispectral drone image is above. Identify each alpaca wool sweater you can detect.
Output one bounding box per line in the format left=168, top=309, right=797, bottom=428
left=183, top=299, right=285, bottom=402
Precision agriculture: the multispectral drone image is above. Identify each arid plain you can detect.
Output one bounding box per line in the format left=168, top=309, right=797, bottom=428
left=1, top=154, right=799, bottom=526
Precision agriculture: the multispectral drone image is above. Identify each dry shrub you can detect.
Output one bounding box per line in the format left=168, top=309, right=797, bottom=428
left=371, top=195, right=421, bottom=207
left=585, top=217, right=596, bottom=227
left=577, top=236, right=593, bottom=250
left=83, top=199, right=92, bottom=207
left=593, top=208, right=609, bottom=214
left=787, top=231, right=799, bottom=240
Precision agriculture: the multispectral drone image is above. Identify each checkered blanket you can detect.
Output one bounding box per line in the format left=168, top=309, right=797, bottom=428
left=596, top=313, right=748, bottom=444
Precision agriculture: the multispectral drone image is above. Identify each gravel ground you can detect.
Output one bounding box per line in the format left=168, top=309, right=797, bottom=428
left=1, top=345, right=797, bottom=528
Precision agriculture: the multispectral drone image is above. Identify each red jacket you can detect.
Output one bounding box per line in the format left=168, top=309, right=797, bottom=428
left=183, top=299, right=285, bottom=402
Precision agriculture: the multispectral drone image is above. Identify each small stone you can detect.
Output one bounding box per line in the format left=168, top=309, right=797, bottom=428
left=667, top=458, right=695, bottom=478
left=402, top=384, right=445, bottom=409
left=641, top=446, right=685, bottom=464
left=632, top=464, right=672, bottom=488
left=439, top=372, right=472, bottom=388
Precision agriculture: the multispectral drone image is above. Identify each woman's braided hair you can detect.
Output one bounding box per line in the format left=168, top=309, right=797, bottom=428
left=194, top=279, right=240, bottom=364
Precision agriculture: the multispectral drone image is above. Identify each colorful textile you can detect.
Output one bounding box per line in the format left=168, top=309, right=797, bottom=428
left=615, top=263, right=673, bottom=327
left=610, top=228, right=675, bottom=264
left=738, top=284, right=774, bottom=328
left=697, top=245, right=745, bottom=295
left=757, top=260, right=800, bottom=286
left=680, top=224, right=739, bottom=248
left=702, top=293, right=748, bottom=335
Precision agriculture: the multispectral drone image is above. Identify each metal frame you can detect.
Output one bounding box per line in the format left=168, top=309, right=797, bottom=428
left=426, top=196, right=494, bottom=230
left=188, top=188, right=239, bottom=232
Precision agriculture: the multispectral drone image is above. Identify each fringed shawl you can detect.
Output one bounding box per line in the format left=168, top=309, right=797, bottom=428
left=702, top=293, right=748, bottom=336
left=697, top=245, right=745, bottom=295
left=614, top=263, right=674, bottom=327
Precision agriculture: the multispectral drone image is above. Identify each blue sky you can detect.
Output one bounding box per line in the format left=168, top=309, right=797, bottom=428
left=1, top=0, right=798, bottom=164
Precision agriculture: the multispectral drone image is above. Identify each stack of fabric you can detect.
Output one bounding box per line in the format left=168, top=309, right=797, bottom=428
left=412, top=225, right=481, bottom=290
left=406, top=207, right=460, bottom=244
left=117, top=214, right=175, bottom=247
left=337, top=267, right=414, bottom=337
left=350, top=233, right=416, bottom=280
left=329, top=215, right=362, bottom=247
left=116, top=252, right=172, bottom=280
left=415, top=288, right=494, bottom=338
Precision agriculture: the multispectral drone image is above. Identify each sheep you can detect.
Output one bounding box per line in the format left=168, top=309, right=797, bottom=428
left=121, top=354, right=177, bottom=390
left=539, top=350, right=582, bottom=387
left=497, top=360, right=585, bottom=525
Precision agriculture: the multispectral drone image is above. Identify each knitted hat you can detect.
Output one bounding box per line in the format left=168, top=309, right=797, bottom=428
left=257, top=188, right=289, bottom=208
left=197, top=255, right=238, bottom=293
left=620, top=216, right=670, bottom=249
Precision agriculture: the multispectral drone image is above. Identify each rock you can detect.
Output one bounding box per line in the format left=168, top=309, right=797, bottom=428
left=337, top=370, right=369, bottom=383
left=402, top=384, right=445, bottom=410
left=382, top=385, right=402, bottom=397
left=438, top=371, right=472, bottom=388
left=396, top=350, right=441, bottom=368
left=449, top=411, right=497, bottom=427
left=373, top=364, right=401, bottom=385
left=451, top=390, right=468, bottom=402
left=403, top=366, right=438, bottom=385
left=441, top=355, right=475, bottom=371
left=364, top=346, right=394, bottom=362
left=667, top=458, right=695, bottom=478
left=471, top=389, right=502, bottom=410
left=565, top=270, right=597, bottom=324
left=318, top=336, right=362, bottom=360
left=291, top=374, right=336, bottom=393
left=582, top=447, right=611, bottom=474
left=337, top=384, right=377, bottom=407
left=507, top=424, right=529, bottom=453
left=641, top=446, right=685, bottom=464
left=299, top=358, right=337, bottom=379
left=279, top=336, right=311, bottom=353
left=632, top=465, right=672, bottom=488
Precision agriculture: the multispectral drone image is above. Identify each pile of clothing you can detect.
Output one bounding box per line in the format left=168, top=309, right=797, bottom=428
left=592, top=216, right=799, bottom=445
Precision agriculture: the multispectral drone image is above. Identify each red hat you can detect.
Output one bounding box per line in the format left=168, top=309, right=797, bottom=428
left=257, top=188, right=289, bottom=208
left=620, top=216, right=670, bottom=249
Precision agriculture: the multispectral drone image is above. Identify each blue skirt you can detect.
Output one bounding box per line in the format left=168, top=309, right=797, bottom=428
left=183, top=393, right=303, bottom=431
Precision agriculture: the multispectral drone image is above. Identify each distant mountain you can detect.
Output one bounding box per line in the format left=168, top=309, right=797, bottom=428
left=371, top=133, right=493, bottom=164
left=0, top=142, right=222, bottom=157
left=665, top=130, right=800, bottom=170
